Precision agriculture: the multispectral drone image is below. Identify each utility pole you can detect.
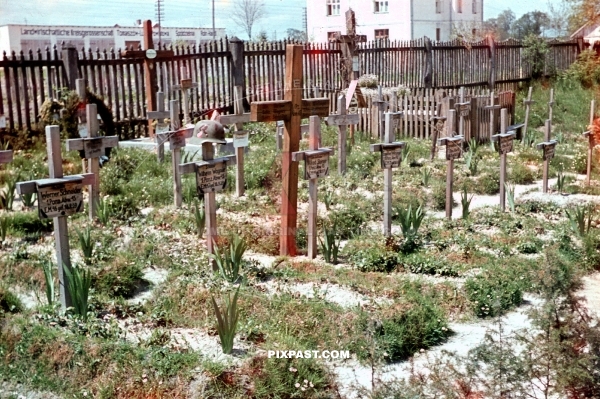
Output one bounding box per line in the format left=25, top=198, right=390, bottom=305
left=155, top=0, right=164, bottom=47
left=212, top=0, right=216, bottom=40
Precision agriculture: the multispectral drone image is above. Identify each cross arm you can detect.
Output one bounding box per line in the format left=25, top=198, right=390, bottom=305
left=156, top=127, right=195, bottom=140
left=292, top=148, right=334, bottom=162
left=219, top=113, right=251, bottom=125
left=147, top=110, right=171, bottom=120
left=121, top=49, right=175, bottom=59
left=536, top=140, right=558, bottom=150
left=491, top=131, right=517, bottom=142
left=438, top=135, right=464, bottom=146
left=326, top=113, right=360, bottom=126
left=66, top=136, right=119, bottom=151
left=16, top=174, right=95, bottom=195
left=179, top=157, right=237, bottom=175
left=484, top=104, right=502, bottom=110
left=301, top=98, right=330, bottom=118
left=370, top=142, right=406, bottom=153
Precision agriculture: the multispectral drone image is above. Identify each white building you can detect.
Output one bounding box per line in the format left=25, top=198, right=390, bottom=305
left=0, top=24, right=227, bottom=55
left=307, top=0, right=484, bottom=42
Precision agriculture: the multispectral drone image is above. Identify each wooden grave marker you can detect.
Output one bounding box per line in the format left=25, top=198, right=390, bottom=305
left=373, top=86, right=388, bottom=140
left=582, top=100, right=595, bottom=186
left=122, top=20, right=174, bottom=137
left=484, top=91, right=501, bottom=140
left=326, top=94, right=359, bottom=175
left=249, top=44, right=330, bottom=256
left=429, top=102, right=446, bottom=160
left=16, top=126, right=94, bottom=310
left=548, top=88, right=555, bottom=124
left=66, top=103, right=118, bottom=220
left=180, top=141, right=236, bottom=264
left=0, top=150, right=13, bottom=165
left=537, top=119, right=558, bottom=193
left=437, top=109, right=464, bottom=219
left=491, top=109, right=517, bottom=211
left=277, top=122, right=309, bottom=151
left=292, top=116, right=334, bottom=258
left=370, top=112, right=405, bottom=235
left=173, top=66, right=198, bottom=125
left=522, top=87, right=535, bottom=144
left=147, top=91, right=171, bottom=161
left=155, top=100, right=194, bottom=208
left=231, top=85, right=249, bottom=197
left=455, top=87, right=471, bottom=142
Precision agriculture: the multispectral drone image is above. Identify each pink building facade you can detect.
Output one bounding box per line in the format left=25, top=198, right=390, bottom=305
left=307, top=0, right=484, bottom=42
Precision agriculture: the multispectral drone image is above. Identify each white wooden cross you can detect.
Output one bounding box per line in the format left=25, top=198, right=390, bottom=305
left=66, top=103, right=118, bottom=220
left=277, top=122, right=309, bottom=151
left=429, top=102, right=446, bottom=160
left=373, top=85, right=388, bottom=140
left=583, top=100, right=596, bottom=186
left=484, top=91, right=501, bottom=140
left=522, top=86, right=535, bottom=144
left=537, top=119, right=558, bottom=194
left=0, top=150, right=13, bottom=165
left=455, top=87, right=471, bottom=141
left=491, top=109, right=517, bottom=211
left=179, top=141, right=236, bottom=265
left=548, top=88, right=555, bottom=124
left=173, top=66, right=198, bottom=126
left=370, top=112, right=405, bottom=235
left=228, top=86, right=250, bottom=197
left=16, top=126, right=94, bottom=310
left=147, top=91, right=171, bottom=162
left=292, top=116, right=334, bottom=259
left=437, top=109, right=464, bottom=220
left=326, top=94, right=359, bottom=175
left=155, top=99, right=194, bottom=208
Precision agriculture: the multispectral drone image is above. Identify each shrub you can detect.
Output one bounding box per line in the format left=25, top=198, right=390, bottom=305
left=397, top=252, right=459, bottom=277
left=561, top=49, right=600, bottom=87
left=509, top=162, right=535, bottom=185
left=465, top=267, right=523, bottom=318
left=431, top=182, right=448, bottom=211
left=522, top=34, right=550, bottom=79
left=329, top=204, right=367, bottom=239
left=0, top=286, right=22, bottom=316
left=94, top=262, right=145, bottom=299
left=350, top=247, right=398, bottom=273
left=474, top=172, right=500, bottom=195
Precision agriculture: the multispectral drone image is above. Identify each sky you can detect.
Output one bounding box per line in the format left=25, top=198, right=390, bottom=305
left=0, top=0, right=565, bottom=40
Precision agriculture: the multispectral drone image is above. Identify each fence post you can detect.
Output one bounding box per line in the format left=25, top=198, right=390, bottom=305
left=424, top=37, right=433, bottom=89
left=61, top=45, right=79, bottom=91
left=488, top=36, right=496, bottom=90
left=229, top=36, right=245, bottom=104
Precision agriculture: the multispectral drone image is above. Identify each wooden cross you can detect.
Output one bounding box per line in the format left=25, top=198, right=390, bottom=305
left=326, top=94, right=359, bottom=175
left=173, top=66, right=198, bottom=125
left=345, top=79, right=367, bottom=145
left=429, top=102, right=445, bottom=160
left=277, top=122, right=309, bottom=151
left=231, top=85, right=249, bottom=197
left=548, top=88, right=555, bottom=124
left=334, top=8, right=367, bottom=87
left=437, top=110, right=464, bottom=220
left=370, top=112, right=405, bottom=235
left=582, top=100, right=596, bottom=186
left=16, top=126, right=94, bottom=310
left=122, top=20, right=174, bottom=137
left=147, top=91, right=171, bottom=162
left=537, top=120, right=558, bottom=194
left=249, top=44, right=330, bottom=256
left=155, top=100, right=194, bottom=208
left=0, top=150, right=13, bottom=165
left=491, top=109, right=516, bottom=211
left=522, top=86, right=535, bottom=144
left=373, top=86, right=388, bottom=140
left=179, top=141, right=236, bottom=265
left=455, top=87, right=471, bottom=142
left=484, top=91, right=501, bottom=140
left=292, top=116, right=333, bottom=258
left=66, top=103, right=118, bottom=220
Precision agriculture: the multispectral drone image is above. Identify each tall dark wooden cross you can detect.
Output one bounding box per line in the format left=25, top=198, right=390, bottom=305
left=455, top=87, right=472, bottom=142
left=250, top=44, right=330, bottom=256
left=484, top=91, right=501, bottom=140
left=66, top=103, right=118, bottom=220
left=370, top=112, right=405, bottom=235
left=16, top=126, right=94, bottom=310
left=582, top=100, right=596, bottom=186
left=335, top=8, right=367, bottom=87
left=122, top=20, right=174, bottom=137
left=292, top=116, right=333, bottom=258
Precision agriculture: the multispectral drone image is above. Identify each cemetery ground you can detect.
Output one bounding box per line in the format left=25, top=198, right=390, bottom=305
left=3, top=79, right=600, bottom=398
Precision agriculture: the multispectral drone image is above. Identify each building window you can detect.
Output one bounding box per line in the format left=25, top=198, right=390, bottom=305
left=435, top=0, right=442, bottom=13
left=327, top=31, right=341, bottom=42
left=436, top=28, right=441, bottom=41
left=472, top=0, right=477, bottom=13
left=326, top=0, right=340, bottom=16
left=374, top=0, right=388, bottom=13
left=456, top=0, right=462, bottom=13
left=374, top=29, right=389, bottom=39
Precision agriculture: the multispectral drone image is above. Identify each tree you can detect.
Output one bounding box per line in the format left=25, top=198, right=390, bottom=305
left=286, top=28, right=307, bottom=42
left=566, top=0, right=600, bottom=33
left=484, top=9, right=516, bottom=40
left=512, top=11, right=551, bottom=39
left=231, top=0, right=266, bottom=40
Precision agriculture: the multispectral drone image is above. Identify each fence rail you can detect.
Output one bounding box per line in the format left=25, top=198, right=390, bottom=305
left=0, top=36, right=583, bottom=138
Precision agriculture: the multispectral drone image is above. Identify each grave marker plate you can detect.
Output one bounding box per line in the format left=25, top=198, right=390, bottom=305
left=83, top=137, right=104, bottom=159
left=380, top=144, right=403, bottom=168
left=169, top=130, right=188, bottom=149
left=500, top=135, right=513, bottom=154
left=446, top=140, right=463, bottom=160
left=37, top=179, right=84, bottom=219
left=233, top=131, right=249, bottom=148
left=536, top=140, right=558, bottom=161
left=196, top=161, right=229, bottom=195
left=300, top=98, right=330, bottom=118
left=251, top=101, right=291, bottom=122
left=304, top=150, right=330, bottom=179
left=456, top=102, right=471, bottom=117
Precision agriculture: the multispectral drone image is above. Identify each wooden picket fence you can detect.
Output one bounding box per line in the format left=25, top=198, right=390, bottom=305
left=0, top=36, right=582, bottom=138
